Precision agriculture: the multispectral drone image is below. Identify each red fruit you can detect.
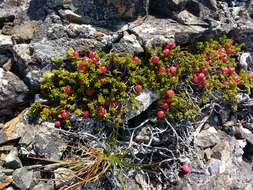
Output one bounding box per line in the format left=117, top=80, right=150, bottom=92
left=199, top=80, right=208, bottom=88
left=223, top=67, right=230, bottom=74
left=61, top=112, right=70, bottom=120
left=192, top=75, right=200, bottom=84
left=73, top=50, right=79, bottom=58
left=166, top=41, right=175, bottom=49
left=222, top=57, right=229, bottom=63
left=159, top=66, right=167, bottom=74
left=201, top=68, right=208, bottom=75
left=88, top=51, right=97, bottom=59
left=224, top=44, right=230, bottom=49
left=166, top=89, right=175, bottom=97
left=223, top=81, right=229, bottom=87
left=208, top=60, right=213, bottom=65
left=133, top=56, right=141, bottom=63
left=226, top=48, right=233, bottom=55
left=91, top=56, right=98, bottom=64
left=99, top=66, right=108, bottom=74
left=86, top=88, right=94, bottom=97
left=249, top=72, right=253, bottom=80
left=228, top=67, right=235, bottom=74
left=151, top=55, right=160, bottom=64
left=232, top=76, right=241, bottom=83
left=198, top=73, right=205, bottom=80
left=54, top=121, right=61, bottom=127
left=161, top=102, right=170, bottom=110
left=157, top=110, right=165, bottom=120
left=181, top=163, right=191, bottom=174
left=79, top=64, right=88, bottom=72
left=217, top=49, right=226, bottom=56
left=163, top=48, right=170, bottom=57
left=207, top=54, right=212, bottom=60
left=83, top=111, right=90, bottom=119
left=170, top=66, right=177, bottom=74
left=134, top=85, right=143, bottom=94
left=64, top=85, right=73, bottom=95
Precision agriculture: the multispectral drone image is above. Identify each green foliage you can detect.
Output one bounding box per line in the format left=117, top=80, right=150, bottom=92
left=28, top=36, right=252, bottom=128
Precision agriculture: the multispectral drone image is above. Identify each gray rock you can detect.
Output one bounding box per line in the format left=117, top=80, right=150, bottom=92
left=58, top=9, right=91, bottom=24
left=0, top=34, right=13, bottom=46
left=13, top=167, right=33, bottom=190
left=4, top=147, right=22, bottom=169
left=207, top=158, right=225, bottom=176
left=111, top=31, right=144, bottom=54
left=13, top=21, right=37, bottom=42
left=32, top=181, right=54, bottom=190
left=194, top=127, right=220, bottom=148
left=177, top=10, right=208, bottom=26
left=239, top=52, right=253, bottom=71
left=33, top=127, right=67, bottom=160
left=0, top=68, right=29, bottom=109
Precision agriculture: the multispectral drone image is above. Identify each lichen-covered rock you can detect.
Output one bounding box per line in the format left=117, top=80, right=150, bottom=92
left=0, top=68, right=28, bottom=109
left=13, top=167, right=33, bottom=190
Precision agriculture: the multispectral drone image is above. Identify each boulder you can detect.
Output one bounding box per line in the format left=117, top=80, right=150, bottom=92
left=13, top=167, right=33, bottom=190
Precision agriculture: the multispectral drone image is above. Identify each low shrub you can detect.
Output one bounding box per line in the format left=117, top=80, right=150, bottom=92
left=28, top=36, right=252, bottom=128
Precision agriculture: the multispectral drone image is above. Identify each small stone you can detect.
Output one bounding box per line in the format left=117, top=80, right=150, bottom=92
left=58, top=9, right=91, bottom=24
left=194, top=127, right=220, bottom=148
left=13, top=167, right=33, bottom=190
left=2, top=58, right=12, bottom=71
left=13, top=21, right=37, bottom=42
left=207, top=158, right=225, bottom=176
left=240, top=52, right=253, bottom=71
left=0, top=34, right=13, bottom=46
left=32, top=181, right=54, bottom=190
left=4, top=147, right=22, bottom=169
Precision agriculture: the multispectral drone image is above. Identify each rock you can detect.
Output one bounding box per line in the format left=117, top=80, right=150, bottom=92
left=33, top=126, right=67, bottom=160
left=58, top=9, right=91, bottom=24
left=177, top=10, right=208, bottom=26
left=13, top=167, right=33, bottom=190
left=13, top=44, right=32, bottom=62
left=239, top=52, right=253, bottom=71
left=126, top=89, right=160, bottom=121
left=207, top=158, right=225, bottom=176
left=111, top=31, right=144, bottom=54
left=0, top=68, right=29, bottom=109
left=13, top=21, right=37, bottom=42
left=4, top=147, right=22, bottom=169
left=0, top=34, right=13, bottom=46
left=32, top=181, right=54, bottom=190
left=194, top=127, right=220, bottom=148
left=2, top=58, right=12, bottom=71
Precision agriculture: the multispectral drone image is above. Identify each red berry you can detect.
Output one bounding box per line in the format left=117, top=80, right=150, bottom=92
left=232, top=76, right=241, bottom=83
left=166, top=89, right=174, bottom=97
left=159, top=66, right=166, bottom=74
left=64, top=85, right=73, bottom=95
left=79, top=64, right=88, bottom=72
left=228, top=67, right=235, bottom=74
left=157, top=110, right=165, bottom=120
left=198, top=73, right=205, bottom=80
left=54, top=121, right=61, bottom=127
left=199, top=80, right=208, bottom=88
left=83, top=111, right=90, bottom=119
left=163, top=48, right=170, bottom=57
left=208, top=60, right=213, bottom=65
left=223, top=81, right=229, bottom=87
left=161, top=102, right=170, bottom=110
left=88, top=51, right=97, bottom=59
left=61, top=112, right=70, bottom=120
left=99, top=66, right=108, bottom=74
left=201, top=68, right=208, bottom=75
left=223, top=67, right=230, bottom=74
left=151, top=55, right=160, bottom=64
left=73, top=50, right=79, bottom=58
left=170, top=66, right=177, bottom=74
left=133, top=56, right=141, bottom=63
left=222, top=57, right=229, bottom=63
left=134, top=85, right=143, bottom=94
left=166, top=41, right=175, bottom=49
left=226, top=48, right=233, bottom=55
left=217, top=49, right=226, bottom=56
left=192, top=75, right=200, bottom=84
left=91, top=56, right=98, bottom=64
left=86, top=88, right=94, bottom=97
left=207, top=54, right=212, bottom=60
left=181, top=163, right=191, bottom=174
